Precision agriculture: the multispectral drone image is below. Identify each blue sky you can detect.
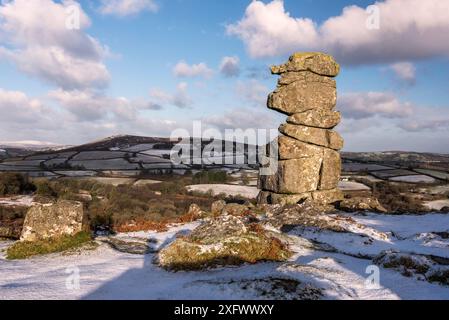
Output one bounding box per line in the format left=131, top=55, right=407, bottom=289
left=0, top=0, right=448, bottom=152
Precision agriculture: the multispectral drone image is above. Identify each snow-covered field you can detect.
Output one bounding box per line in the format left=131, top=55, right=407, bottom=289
left=389, top=175, right=436, bottom=183
left=1, top=212, right=448, bottom=300
left=338, top=181, right=371, bottom=191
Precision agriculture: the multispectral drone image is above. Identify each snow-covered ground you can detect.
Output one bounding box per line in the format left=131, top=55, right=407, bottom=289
left=338, top=181, right=371, bottom=191
left=186, top=184, right=259, bottom=199
left=0, top=195, right=34, bottom=207
left=424, top=200, right=449, bottom=211
left=1, top=212, right=449, bottom=300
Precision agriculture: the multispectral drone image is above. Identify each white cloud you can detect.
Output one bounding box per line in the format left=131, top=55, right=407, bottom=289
left=397, top=105, right=449, bottom=132
left=219, top=56, right=240, bottom=77
left=150, top=82, right=192, bottom=108
left=0, top=88, right=64, bottom=143
left=389, top=62, right=416, bottom=85
left=172, top=61, right=213, bottom=79
left=0, top=0, right=110, bottom=89
left=227, top=0, right=449, bottom=64
left=48, top=89, right=162, bottom=122
left=202, top=108, right=279, bottom=131
left=0, top=88, right=178, bottom=144
left=338, top=92, right=413, bottom=119
left=99, top=0, right=158, bottom=17
left=235, top=79, right=269, bottom=107
left=0, top=88, right=51, bottom=124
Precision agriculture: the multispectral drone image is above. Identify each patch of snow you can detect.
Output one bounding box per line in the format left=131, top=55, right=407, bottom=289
left=0, top=195, right=34, bottom=207
left=186, top=184, right=259, bottom=199
left=424, top=200, right=449, bottom=211
left=338, top=181, right=371, bottom=191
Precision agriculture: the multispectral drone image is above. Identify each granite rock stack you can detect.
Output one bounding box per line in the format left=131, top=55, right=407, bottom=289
left=258, top=52, right=344, bottom=206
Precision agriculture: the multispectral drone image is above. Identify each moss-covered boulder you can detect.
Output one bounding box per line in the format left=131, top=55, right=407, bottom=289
left=156, top=215, right=291, bottom=270
left=20, top=200, right=85, bottom=242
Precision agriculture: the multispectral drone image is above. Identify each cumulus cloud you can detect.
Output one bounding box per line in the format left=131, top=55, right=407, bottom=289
left=0, top=88, right=51, bottom=124
left=173, top=61, right=213, bottom=79
left=0, top=87, right=179, bottom=144
left=397, top=105, right=449, bottom=132
left=48, top=89, right=162, bottom=122
left=150, top=82, right=193, bottom=108
left=338, top=92, right=414, bottom=120
left=399, top=119, right=449, bottom=132
left=389, top=62, right=416, bottom=85
left=0, top=0, right=110, bottom=89
left=0, top=88, right=64, bottom=142
left=227, top=0, right=449, bottom=65
left=219, top=56, right=240, bottom=77
left=235, top=79, right=269, bottom=107
left=99, top=0, right=159, bottom=17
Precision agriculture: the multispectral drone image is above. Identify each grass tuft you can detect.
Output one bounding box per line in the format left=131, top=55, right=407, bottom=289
left=6, top=232, right=92, bottom=260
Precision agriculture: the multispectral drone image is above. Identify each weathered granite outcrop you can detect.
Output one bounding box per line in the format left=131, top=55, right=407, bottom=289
left=258, top=52, right=344, bottom=206
left=156, top=214, right=291, bottom=270
left=20, top=200, right=85, bottom=242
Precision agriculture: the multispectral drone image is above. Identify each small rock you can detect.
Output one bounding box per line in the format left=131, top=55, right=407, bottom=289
left=211, top=200, right=226, bottom=215
left=338, top=197, right=387, bottom=213
left=264, top=202, right=340, bottom=231
left=185, top=204, right=204, bottom=221
left=189, top=215, right=248, bottom=244
left=440, top=206, right=449, bottom=213
left=101, top=237, right=155, bottom=255
left=221, top=203, right=251, bottom=217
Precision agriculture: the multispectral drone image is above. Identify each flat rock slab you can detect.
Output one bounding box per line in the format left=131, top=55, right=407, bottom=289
left=287, top=109, right=341, bottom=129
left=278, top=135, right=323, bottom=160
left=257, top=189, right=343, bottom=206
left=280, top=123, right=344, bottom=150
left=268, top=74, right=336, bottom=115
left=271, top=52, right=340, bottom=77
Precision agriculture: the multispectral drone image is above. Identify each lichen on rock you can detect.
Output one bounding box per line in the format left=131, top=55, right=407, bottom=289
left=258, top=52, right=344, bottom=206
left=156, top=214, right=292, bottom=271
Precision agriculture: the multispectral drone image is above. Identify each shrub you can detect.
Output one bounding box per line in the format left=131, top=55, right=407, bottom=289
left=6, top=232, right=92, bottom=260
left=0, top=173, right=34, bottom=196
left=0, top=206, right=28, bottom=221
left=34, top=180, right=58, bottom=198
left=372, top=181, right=427, bottom=213
left=192, top=170, right=228, bottom=184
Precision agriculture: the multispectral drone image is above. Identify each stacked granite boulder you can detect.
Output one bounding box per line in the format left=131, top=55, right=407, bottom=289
left=258, top=52, right=344, bottom=206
